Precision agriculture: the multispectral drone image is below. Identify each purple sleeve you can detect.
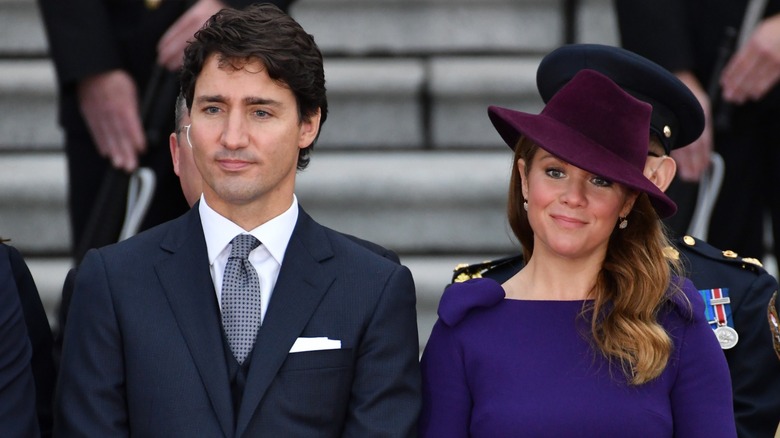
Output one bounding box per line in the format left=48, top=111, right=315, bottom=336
left=419, top=320, right=471, bottom=438
left=670, top=282, right=737, bottom=437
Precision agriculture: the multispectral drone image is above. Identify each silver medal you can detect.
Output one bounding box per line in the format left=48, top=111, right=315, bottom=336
left=714, top=325, right=739, bottom=350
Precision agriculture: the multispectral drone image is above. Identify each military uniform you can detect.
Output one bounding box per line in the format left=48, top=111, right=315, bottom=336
left=452, top=235, right=780, bottom=437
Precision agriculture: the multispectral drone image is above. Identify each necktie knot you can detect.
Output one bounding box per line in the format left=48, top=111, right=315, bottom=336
left=230, top=234, right=260, bottom=260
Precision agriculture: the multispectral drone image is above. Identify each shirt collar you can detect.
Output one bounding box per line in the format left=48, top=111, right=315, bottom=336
left=199, top=194, right=299, bottom=266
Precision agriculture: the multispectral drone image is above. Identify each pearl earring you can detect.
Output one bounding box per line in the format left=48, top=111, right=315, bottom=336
left=523, top=200, right=528, bottom=211
left=618, top=217, right=628, bottom=229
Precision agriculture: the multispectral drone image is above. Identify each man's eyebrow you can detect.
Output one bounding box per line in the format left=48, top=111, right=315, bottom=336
left=194, top=94, right=226, bottom=104
left=245, top=97, right=281, bottom=106
left=192, top=95, right=281, bottom=106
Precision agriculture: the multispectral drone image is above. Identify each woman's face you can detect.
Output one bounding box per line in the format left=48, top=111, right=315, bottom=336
left=519, top=150, right=637, bottom=261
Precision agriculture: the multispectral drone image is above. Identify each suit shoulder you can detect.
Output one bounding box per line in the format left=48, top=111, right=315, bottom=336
left=324, top=228, right=400, bottom=267
left=674, top=235, right=769, bottom=276
left=451, top=254, right=524, bottom=284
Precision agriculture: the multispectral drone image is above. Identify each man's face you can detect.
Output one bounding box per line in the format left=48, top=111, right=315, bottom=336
left=187, top=54, right=320, bottom=219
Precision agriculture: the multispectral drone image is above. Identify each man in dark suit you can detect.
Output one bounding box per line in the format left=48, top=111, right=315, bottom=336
left=452, top=44, right=780, bottom=438
left=54, top=5, right=421, bottom=437
left=37, top=0, right=295, bottom=260
left=0, top=242, right=46, bottom=437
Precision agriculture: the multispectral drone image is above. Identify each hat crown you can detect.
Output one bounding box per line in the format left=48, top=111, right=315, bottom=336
left=542, top=69, right=651, bottom=175
left=488, top=68, right=676, bottom=218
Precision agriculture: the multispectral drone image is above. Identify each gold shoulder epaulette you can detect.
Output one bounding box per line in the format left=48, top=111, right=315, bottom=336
left=452, top=262, right=486, bottom=283
left=663, top=246, right=680, bottom=260
left=741, top=257, right=764, bottom=268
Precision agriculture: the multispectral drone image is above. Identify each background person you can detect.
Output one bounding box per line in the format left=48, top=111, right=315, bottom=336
left=616, top=0, right=780, bottom=273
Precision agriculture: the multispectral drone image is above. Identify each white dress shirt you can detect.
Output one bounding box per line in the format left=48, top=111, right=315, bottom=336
left=199, top=194, right=299, bottom=323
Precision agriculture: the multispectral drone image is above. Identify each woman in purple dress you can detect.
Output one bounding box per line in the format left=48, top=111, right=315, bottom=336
left=419, top=69, right=736, bottom=437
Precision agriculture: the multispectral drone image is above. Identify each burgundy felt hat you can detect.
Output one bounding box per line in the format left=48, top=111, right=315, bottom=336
left=488, top=69, right=677, bottom=218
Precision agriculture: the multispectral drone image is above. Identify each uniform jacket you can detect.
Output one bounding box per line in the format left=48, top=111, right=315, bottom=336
left=54, top=206, right=421, bottom=437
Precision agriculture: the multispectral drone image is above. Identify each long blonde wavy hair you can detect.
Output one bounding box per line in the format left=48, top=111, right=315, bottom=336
left=507, top=137, right=684, bottom=385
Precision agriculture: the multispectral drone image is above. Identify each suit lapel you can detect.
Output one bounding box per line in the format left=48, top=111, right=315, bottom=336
left=155, top=207, right=234, bottom=437
left=235, top=210, right=336, bottom=437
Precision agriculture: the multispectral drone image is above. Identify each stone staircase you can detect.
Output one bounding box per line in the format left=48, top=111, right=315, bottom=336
left=0, top=0, right=620, bottom=348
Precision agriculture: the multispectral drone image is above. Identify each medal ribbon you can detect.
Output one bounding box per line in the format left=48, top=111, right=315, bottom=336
left=699, top=288, right=732, bottom=329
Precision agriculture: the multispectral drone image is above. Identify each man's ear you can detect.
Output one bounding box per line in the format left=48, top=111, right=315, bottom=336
left=644, top=156, right=677, bottom=192
left=298, top=108, right=322, bottom=149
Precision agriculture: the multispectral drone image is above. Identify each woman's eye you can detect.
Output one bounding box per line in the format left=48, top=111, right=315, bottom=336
left=545, top=168, right=565, bottom=178
left=591, top=176, right=612, bottom=187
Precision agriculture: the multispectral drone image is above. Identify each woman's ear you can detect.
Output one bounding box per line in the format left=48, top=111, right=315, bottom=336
left=518, top=158, right=529, bottom=200
left=621, top=191, right=639, bottom=218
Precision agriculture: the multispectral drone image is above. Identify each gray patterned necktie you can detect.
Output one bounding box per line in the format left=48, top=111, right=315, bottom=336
left=221, top=234, right=262, bottom=364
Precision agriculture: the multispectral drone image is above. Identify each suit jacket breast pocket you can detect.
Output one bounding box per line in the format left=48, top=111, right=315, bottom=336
left=282, top=347, right=353, bottom=371
left=268, top=348, right=355, bottom=428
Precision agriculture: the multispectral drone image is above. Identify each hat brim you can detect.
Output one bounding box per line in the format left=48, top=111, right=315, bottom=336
left=489, top=105, right=677, bottom=218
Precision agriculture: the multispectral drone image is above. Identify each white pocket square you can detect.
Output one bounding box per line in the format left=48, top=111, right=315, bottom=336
left=289, top=337, right=342, bottom=353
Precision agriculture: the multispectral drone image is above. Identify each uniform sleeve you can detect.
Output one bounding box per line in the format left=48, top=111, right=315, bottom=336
left=54, top=249, right=128, bottom=437
left=342, top=264, right=422, bottom=437
left=728, top=273, right=780, bottom=438
left=419, top=320, right=471, bottom=438
left=670, top=284, right=737, bottom=437
left=37, top=0, right=124, bottom=86
left=615, top=0, right=695, bottom=73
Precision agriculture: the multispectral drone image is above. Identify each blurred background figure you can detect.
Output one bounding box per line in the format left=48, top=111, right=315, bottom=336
left=169, top=94, right=201, bottom=207
left=616, top=0, right=780, bottom=272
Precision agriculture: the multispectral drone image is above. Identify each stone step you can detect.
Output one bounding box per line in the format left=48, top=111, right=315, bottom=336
left=23, top=253, right=506, bottom=348
left=0, top=153, right=70, bottom=255
left=296, top=151, right=517, bottom=254
left=0, top=0, right=618, bottom=58
left=0, top=0, right=49, bottom=57
left=291, top=0, right=565, bottom=56
left=0, top=56, right=544, bottom=152
left=0, top=60, right=61, bottom=150
left=1, top=150, right=518, bottom=256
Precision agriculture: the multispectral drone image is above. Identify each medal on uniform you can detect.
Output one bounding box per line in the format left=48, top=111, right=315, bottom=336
left=699, top=288, right=738, bottom=349
left=769, top=291, right=780, bottom=360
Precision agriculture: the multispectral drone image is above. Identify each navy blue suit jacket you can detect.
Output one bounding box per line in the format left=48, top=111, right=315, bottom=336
left=0, top=244, right=40, bottom=437
left=54, top=206, right=420, bottom=437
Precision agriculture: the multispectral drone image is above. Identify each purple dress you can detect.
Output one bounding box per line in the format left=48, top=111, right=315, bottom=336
left=419, top=278, right=736, bottom=437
